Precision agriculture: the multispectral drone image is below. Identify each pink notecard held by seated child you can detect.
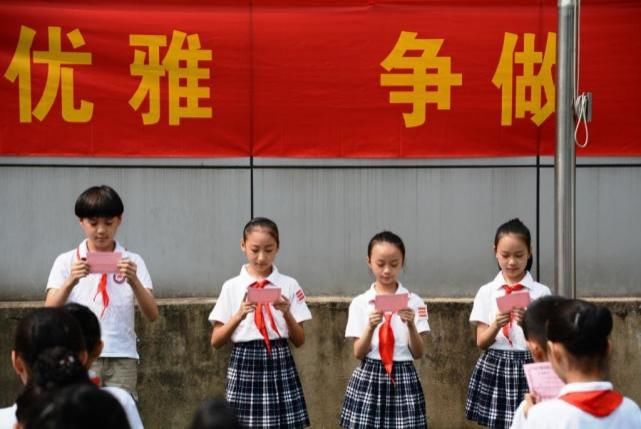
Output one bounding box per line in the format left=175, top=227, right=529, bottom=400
left=523, top=362, right=565, bottom=401
left=247, top=287, right=282, bottom=304
left=86, top=252, right=122, bottom=273
left=374, top=293, right=409, bottom=312
left=496, top=291, right=531, bottom=313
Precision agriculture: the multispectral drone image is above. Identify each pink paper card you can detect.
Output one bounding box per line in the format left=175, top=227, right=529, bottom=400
left=86, top=252, right=122, bottom=273
left=247, top=287, right=282, bottom=304
left=496, top=291, right=531, bottom=313
left=523, top=362, right=565, bottom=401
left=374, top=293, right=409, bottom=312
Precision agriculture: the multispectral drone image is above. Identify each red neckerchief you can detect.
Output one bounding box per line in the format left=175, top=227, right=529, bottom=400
left=561, top=389, right=624, bottom=417
left=77, top=245, right=109, bottom=318
left=250, top=279, right=281, bottom=353
left=501, top=283, right=524, bottom=346
left=379, top=312, right=395, bottom=383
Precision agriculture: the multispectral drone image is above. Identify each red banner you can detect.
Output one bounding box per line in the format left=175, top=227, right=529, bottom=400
left=1, top=1, right=640, bottom=157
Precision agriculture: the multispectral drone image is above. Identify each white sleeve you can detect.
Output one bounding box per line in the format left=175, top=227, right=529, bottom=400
left=410, top=295, right=430, bottom=333
left=103, top=387, right=144, bottom=429
left=509, top=400, right=527, bottom=429
left=208, top=282, right=234, bottom=324
left=46, top=253, right=72, bottom=290
left=288, top=282, right=312, bottom=323
left=344, top=298, right=366, bottom=338
left=132, top=254, right=152, bottom=290
left=469, top=287, right=491, bottom=325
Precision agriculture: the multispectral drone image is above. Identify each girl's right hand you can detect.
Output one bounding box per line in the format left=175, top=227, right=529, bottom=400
left=66, top=259, right=90, bottom=287
left=235, top=294, right=256, bottom=321
left=368, top=311, right=383, bottom=329
left=494, top=311, right=511, bottom=328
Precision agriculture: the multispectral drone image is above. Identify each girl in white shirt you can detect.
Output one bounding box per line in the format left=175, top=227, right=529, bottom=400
left=466, top=218, right=551, bottom=428
left=525, top=299, right=641, bottom=428
left=209, top=217, right=311, bottom=428
left=340, top=231, right=430, bottom=429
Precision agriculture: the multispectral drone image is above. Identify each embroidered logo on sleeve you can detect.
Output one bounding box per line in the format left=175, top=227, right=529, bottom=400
left=296, top=289, right=305, bottom=302
left=417, top=306, right=428, bottom=319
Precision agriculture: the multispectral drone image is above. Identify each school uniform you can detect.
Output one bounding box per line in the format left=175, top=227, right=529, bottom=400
left=340, top=283, right=430, bottom=429
left=465, top=271, right=550, bottom=429
left=0, top=404, right=17, bottom=429
left=509, top=400, right=528, bottom=429
left=525, top=381, right=641, bottom=428
left=209, top=265, right=312, bottom=429
left=46, top=239, right=153, bottom=397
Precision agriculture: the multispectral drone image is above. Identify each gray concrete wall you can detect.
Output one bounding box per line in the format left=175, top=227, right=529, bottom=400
left=2, top=157, right=641, bottom=300
left=1, top=298, right=640, bottom=429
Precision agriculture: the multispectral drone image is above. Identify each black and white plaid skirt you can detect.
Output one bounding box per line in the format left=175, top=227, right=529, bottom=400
left=226, top=339, right=310, bottom=428
left=465, top=348, right=532, bottom=429
left=340, top=357, right=427, bottom=429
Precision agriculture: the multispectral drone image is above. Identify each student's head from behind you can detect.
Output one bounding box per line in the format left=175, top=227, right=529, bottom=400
left=16, top=347, right=91, bottom=427
left=545, top=299, right=613, bottom=382
left=367, top=231, right=406, bottom=289
left=12, top=307, right=87, bottom=385
left=190, top=398, right=240, bottom=429
left=75, top=185, right=124, bottom=252
left=241, top=217, right=280, bottom=278
left=522, top=295, right=568, bottom=362
left=24, top=383, right=130, bottom=429
left=494, top=218, right=533, bottom=284
left=63, top=303, right=103, bottom=365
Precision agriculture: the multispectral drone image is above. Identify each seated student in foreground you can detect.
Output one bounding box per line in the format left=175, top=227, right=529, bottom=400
left=525, top=299, right=641, bottom=428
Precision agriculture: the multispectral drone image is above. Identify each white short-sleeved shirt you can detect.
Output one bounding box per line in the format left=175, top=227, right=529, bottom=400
left=46, top=239, right=153, bottom=359
left=525, top=381, right=641, bottom=429
left=510, top=399, right=528, bottom=429
left=208, top=265, right=312, bottom=343
left=469, top=271, right=551, bottom=351
left=0, top=404, right=16, bottom=429
left=103, top=386, right=144, bottom=429
left=345, top=283, right=430, bottom=362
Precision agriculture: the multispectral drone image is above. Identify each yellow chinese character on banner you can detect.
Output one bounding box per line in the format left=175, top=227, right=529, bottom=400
left=380, top=31, right=462, bottom=128
left=4, top=26, right=93, bottom=123
left=492, top=32, right=556, bottom=126
left=129, top=30, right=212, bottom=125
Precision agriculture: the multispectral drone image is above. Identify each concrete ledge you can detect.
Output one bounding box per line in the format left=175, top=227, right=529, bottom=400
left=1, top=298, right=640, bottom=429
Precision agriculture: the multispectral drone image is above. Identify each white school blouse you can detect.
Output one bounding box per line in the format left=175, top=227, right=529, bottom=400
left=525, top=381, right=641, bottom=429
left=345, top=283, right=430, bottom=362
left=46, top=239, right=153, bottom=359
left=469, top=272, right=551, bottom=351
left=209, top=265, right=312, bottom=343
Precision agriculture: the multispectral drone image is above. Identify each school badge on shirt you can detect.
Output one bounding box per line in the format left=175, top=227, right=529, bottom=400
left=417, top=305, right=428, bottom=320
left=296, top=289, right=305, bottom=302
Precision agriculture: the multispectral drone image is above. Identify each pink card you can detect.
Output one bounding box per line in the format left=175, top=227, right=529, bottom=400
left=374, top=293, right=409, bottom=312
left=86, top=252, right=122, bottom=273
left=247, top=287, right=282, bottom=304
left=523, top=362, right=565, bottom=401
left=496, top=291, right=531, bottom=313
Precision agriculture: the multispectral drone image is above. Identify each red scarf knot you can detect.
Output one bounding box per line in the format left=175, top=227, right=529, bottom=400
left=501, top=283, right=524, bottom=346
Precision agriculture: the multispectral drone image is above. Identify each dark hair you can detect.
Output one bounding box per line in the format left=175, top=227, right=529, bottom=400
left=190, top=398, right=240, bottom=429
left=74, top=185, right=124, bottom=219
left=367, top=231, right=406, bottom=266
left=546, top=299, right=613, bottom=368
left=25, top=383, right=130, bottom=429
left=494, top=218, right=533, bottom=272
left=242, top=217, right=279, bottom=247
left=16, top=347, right=90, bottom=425
left=64, top=303, right=101, bottom=356
left=14, top=308, right=86, bottom=370
left=522, top=295, right=568, bottom=345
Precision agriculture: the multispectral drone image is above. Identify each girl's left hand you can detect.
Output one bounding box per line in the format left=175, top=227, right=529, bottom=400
left=117, top=258, right=138, bottom=285
left=512, top=307, right=526, bottom=325
left=397, top=308, right=415, bottom=326
left=273, top=295, right=291, bottom=314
